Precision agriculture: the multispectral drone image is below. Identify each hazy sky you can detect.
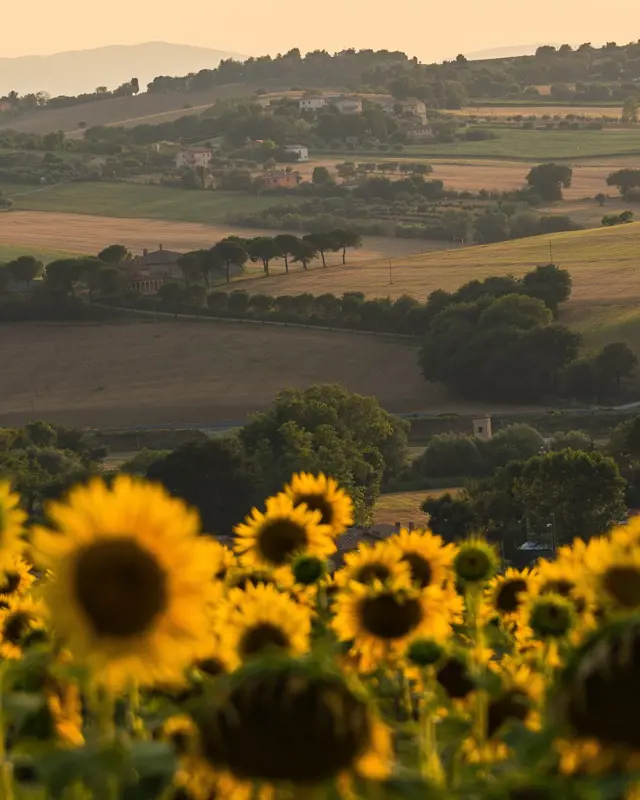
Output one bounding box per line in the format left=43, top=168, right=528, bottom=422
left=5, top=0, right=640, bottom=61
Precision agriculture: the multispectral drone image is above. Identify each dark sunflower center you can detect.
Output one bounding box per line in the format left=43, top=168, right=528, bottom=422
left=240, top=623, right=290, bottom=658
left=354, top=563, right=391, bottom=585
left=360, top=593, right=422, bottom=639
left=295, top=493, right=334, bottom=526
left=436, top=658, right=475, bottom=699
left=455, top=548, right=492, bottom=582
left=201, top=658, right=227, bottom=678
left=602, top=566, right=640, bottom=609
left=487, top=690, right=530, bottom=738
left=74, top=538, right=168, bottom=638
left=214, top=568, right=227, bottom=581
left=198, top=665, right=371, bottom=783
left=530, top=600, right=572, bottom=638
left=3, top=612, right=31, bottom=645
left=169, top=731, right=192, bottom=756
left=559, top=621, right=640, bottom=749
left=0, top=572, right=21, bottom=595
left=402, top=553, right=433, bottom=588
left=543, top=579, right=574, bottom=597
left=496, top=579, right=527, bottom=613
left=258, top=519, right=308, bottom=566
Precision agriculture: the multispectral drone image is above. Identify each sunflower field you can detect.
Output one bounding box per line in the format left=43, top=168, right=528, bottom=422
left=1, top=471, right=640, bottom=800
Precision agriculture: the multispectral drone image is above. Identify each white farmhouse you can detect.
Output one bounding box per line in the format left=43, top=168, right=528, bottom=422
left=175, top=148, right=213, bottom=168
left=299, top=96, right=327, bottom=111
left=283, top=144, right=309, bottom=162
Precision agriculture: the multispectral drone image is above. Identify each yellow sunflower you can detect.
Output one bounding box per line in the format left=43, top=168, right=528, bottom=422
left=584, top=538, right=640, bottom=614
left=336, top=540, right=412, bottom=588
left=530, top=558, right=595, bottom=619
left=0, top=553, right=35, bottom=601
left=389, top=528, right=456, bottom=590
left=197, top=657, right=392, bottom=787
left=200, top=538, right=236, bottom=583
left=234, top=493, right=336, bottom=577
left=0, top=481, right=27, bottom=565
left=485, top=567, right=532, bottom=621
left=487, top=659, right=544, bottom=738
left=219, top=584, right=312, bottom=669
left=0, top=595, right=47, bottom=659
left=285, top=472, right=354, bottom=536
left=453, top=537, right=499, bottom=586
left=332, top=580, right=452, bottom=669
left=47, top=682, right=85, bottom=748
left=31, top=475, right=215, bottom=691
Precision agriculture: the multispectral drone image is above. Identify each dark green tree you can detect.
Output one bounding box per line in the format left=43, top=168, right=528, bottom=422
left=157, top=281, right=185, bottom=317
left=290, top=239, right=318, bottom=270
left=212, top=239, right=249, bottom=284
left=595, top=342, right=638, bottom=393
left=312, top=166, right=332, bottom=185
left=421, top=493, right=479, bottom=542
left=522, top=264, right=572, bottom=316
left=146, top=438, right=260, bottom=536
left=6, top=255, right=44, bottom=289
left=513, top=449, right=626, bottom=545
left=274, top=234, right=300, bottom=274
left=331, top=229, right=363, bottom=264
left=97, top=244, right=132, bottom=264
left=247, top=237, right=280, bottom=276
left=526, top=163, right=573, bottom=201
left=303, top=232, right=338, bottom=268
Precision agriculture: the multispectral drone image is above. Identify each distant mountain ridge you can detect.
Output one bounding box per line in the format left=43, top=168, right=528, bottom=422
left=0, top=42, right=245, bottom=96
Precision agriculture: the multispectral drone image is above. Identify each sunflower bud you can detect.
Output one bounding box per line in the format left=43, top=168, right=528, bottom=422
left=406, top=638, right=444, bottom=667
left=528, top=595, right=575, bottom=640
left=454, top=539, right=498, bottom=584
left=293, top=555, right=327, bottom=585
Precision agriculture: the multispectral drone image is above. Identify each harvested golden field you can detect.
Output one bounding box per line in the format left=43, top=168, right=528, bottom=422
left=238, top=223, right=640, bottom=304
left=0, top=320, right=434, bottom=428
left=374, top=488, right=460, bottom=526
left=301, top=156, right=634, bottom=198
left=451, top=104, right=620, bottom=118
left=0, top=211, right=440, bottom=265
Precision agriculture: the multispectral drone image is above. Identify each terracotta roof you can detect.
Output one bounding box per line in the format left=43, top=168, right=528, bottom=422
left=135, top=249, right=184, bottom=266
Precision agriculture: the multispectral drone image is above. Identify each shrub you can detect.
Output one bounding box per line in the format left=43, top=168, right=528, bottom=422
left=416, top=433, right=485, bottom=478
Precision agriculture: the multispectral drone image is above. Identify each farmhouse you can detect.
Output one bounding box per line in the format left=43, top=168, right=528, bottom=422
left=127, top=245, right=184, bottom=294
left=299, top=96, right=327, bottom=111
left=383, top=98, right=428, bottom=124
left=283, top=144, right=309, bottom=161
left=175, top=147, right=212, bottom=168
left=331, top=96, right=363, bottom=115
left=257, top=170, right=302, bottom=190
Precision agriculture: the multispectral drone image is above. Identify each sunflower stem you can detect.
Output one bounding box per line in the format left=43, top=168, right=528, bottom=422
left=0, top=663, right=14, bottom=800
left=465, top=586, right=487, bottom=746
left=419, top=669, right=444, bottom=786
left=127, top=681, right=145, bottom=739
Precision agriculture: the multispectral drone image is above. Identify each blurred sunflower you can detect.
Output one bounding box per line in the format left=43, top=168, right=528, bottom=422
left=332, top=581, right=451, bottom=668
left=0, top=481, right=27, bottom=564
left=585, top=540, right=640, bottom=613
left=219, top=584, right=311, bottom=668
left=46, top=682, right=84, bottom=748
left=197, top=657, right=392, bottom=786
left=454, top=537, right=498, bottom=586
left=234, top=493, right=335, bottom=578
left=0, top=553, right=35, bottom=601
left=487, top=660, right=544, bottom=740
left=389, top=528, right=456, bottom=590
left=0, top=595, right=47, bottom=659
left=520, top=592, right=576, bottom=644
left=531, top=558, right=594, bottom=619
left=337, top=541, right=412, bottom=588
left=31, top=476, right=214, bottom=691
left=485, top=567, right=532, bottom=621
left=201, top=538, right=237, bottom=583
left=285, top=472, right=354, bottom=536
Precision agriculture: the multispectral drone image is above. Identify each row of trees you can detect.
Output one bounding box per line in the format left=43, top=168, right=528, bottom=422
left=419, top=266, right=638, bottom=404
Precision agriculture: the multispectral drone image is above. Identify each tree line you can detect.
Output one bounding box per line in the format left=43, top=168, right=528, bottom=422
left=418, top=266, right=638, bottom=405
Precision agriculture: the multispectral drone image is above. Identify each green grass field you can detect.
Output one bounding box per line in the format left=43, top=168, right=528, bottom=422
left=0, top=183, right=291, bottom=225
left=0, top=243, right=82, bottom=263
left=331, top=128, right=640, bottom=161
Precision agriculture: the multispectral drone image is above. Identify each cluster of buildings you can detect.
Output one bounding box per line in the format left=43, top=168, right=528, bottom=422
left=126, top=245, right=183, bottom=295
left=298, top=94, right=429, bottom=126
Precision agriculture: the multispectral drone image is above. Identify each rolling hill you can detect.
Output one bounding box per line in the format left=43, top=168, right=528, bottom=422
left=0, top=42, right=244, bottom=97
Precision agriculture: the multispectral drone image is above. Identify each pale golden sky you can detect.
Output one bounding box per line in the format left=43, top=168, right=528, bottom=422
left=5, top=0, right=640, bottom=60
